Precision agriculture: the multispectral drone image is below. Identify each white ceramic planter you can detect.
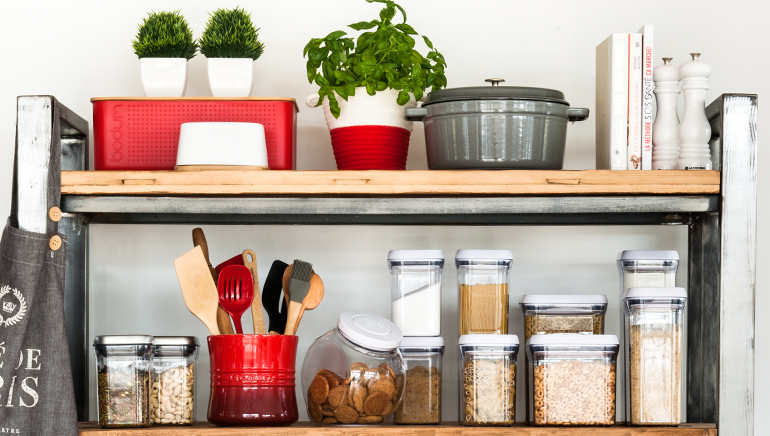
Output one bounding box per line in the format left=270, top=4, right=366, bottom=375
left=140, top=58, right=188, bottom=97
left=208, top=58, right=253, bottom=97
left=306, top=88, right=418, bottom=130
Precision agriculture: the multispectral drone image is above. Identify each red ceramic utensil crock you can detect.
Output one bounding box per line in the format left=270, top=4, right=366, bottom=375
left=207, top=334, right=299, bottom=426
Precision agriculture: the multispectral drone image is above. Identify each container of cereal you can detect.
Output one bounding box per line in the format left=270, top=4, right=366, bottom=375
left=456, top=249, right=513, bottom=335
left=395, top=336, right=444, bottom=424
left=458, top=334, right=518, bottom=426
left=151, top=336, right=199, bottom=425
left=527, top=334, right=619, bottom=426
left=519, top=294, right=608, bottom=341
left=301, top=311, right=404, bottom=426
left=618, top=250, right=679, bottom=293
left=388, top=250, right=444, bottom=336
left=93, top=335, right=153, bottom=428
left=623, top=287, right=686, bottom=426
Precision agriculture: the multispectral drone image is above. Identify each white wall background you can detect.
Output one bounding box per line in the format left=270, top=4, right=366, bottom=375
left=0, top=0, right=764, bottom=426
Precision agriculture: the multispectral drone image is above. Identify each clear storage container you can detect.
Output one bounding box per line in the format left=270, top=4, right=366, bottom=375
left=94, top=335, right=153, bottom=428
left=301, top=311, right=404, bottom=426
left=388, top=250, right=444, bottom=336
left=151, top=336, right=199, bottom=425
left=394, top=337, right=444, bottom=424
left=527, top=334, right=618, bottom=426
left=623, top=287, right=686, bottom=426
left=458, top=334, right=519, bottom=426
left=618, top=250, right=679, bottom=293
left=456, top=249, right=513, bottom=335
left=519, top=294, right=608, bottom=341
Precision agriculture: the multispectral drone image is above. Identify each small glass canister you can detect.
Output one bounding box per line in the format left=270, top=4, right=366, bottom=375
left=623, top=287, right=686, bottom=426
left=458, top=334, right=519, bottom=426
left=93, top=335, right=153, bottom=428
left=519, top=294, right=608, bottom=341
left=456, top=249, right=513, bottom=335
left=388, top=250, right=444, bottom=336
left=618, top=250, right=679, bottom=294
left=395, top=336, right=444, bottom=424
left=151, top=336, right=199, bottom=425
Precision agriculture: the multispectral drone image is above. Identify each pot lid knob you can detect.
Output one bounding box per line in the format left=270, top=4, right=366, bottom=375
left=485, top=78, right=506, bottom=87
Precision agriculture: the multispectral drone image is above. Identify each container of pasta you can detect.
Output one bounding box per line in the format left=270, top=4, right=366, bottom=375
left=458, top=334, right=518, bottom=426
left=527, top=334, right=618, bottom=426
left=456, top=249, right=513, bottom=335
left=623, top=287, right=686, bottom=426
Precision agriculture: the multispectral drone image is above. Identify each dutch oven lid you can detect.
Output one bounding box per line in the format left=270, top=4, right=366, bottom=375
left=424, top=78, right=569, bottom=106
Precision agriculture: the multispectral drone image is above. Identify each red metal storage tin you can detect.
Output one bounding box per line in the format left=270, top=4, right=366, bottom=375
left=92, top=97, right=298, bottom=170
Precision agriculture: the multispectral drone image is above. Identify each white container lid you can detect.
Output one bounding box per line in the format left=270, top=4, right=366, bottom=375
left=458, top=334, right=519, bottom=346
left=618, top=250, right=679, bottom=261
left=399, top=336, right=445, bottom=348
left=388, top=250, right=445, bottom=261
left=527, top=334, right=619, bottom=347
left=338, top=310, right=403, bottom=351
left=624, top=287, right=687, bottom=299
left=519, top=294, right=608, bottom=305
left=455, top=249, right=513, bottom=261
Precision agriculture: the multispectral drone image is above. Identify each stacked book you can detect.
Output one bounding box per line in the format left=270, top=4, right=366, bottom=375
left=596, top=25, right=653, bottom=170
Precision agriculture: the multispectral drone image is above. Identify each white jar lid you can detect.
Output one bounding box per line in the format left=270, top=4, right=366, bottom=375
left=527, top=334, right=619, bottom=347
left=388, top=250, right=445, bottom=261
left=458, top=334, right=519, bottom=346
left=618, top=250, right=679, bottom=261
left=399, top=336, right=445, bottom=348
left=455, top=249, right=513, bottom=261
left=338, top=310, right=403, bottom=351
left=519, top=294, right=608, bottom=305
left=624, top=287, right=687, bottom=299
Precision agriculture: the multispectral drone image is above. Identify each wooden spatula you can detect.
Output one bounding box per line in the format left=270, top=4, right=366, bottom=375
left=192, top=228, right=235, bottom=335
left=174, top=246, right=221, bottom=335
left=242, top=249, right=267, bottom=334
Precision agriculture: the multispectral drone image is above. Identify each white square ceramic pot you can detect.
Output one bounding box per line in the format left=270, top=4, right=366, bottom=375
left=140, top=58, right=188, bottom=97
left=207, top=58, right=253, bottom=97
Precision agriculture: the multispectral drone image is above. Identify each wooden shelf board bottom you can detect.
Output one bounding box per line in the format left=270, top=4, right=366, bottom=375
left=79, top=422, right=716, bottom=435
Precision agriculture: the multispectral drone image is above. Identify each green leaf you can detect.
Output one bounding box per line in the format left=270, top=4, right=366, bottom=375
left=366, top=83, right=376, bottom=95
left=325, top=30, right=347, bottom=40
left=335, top=86, right=348, bottom=100
left=349, top=20, right=377, bottom=31
left=376, top=81, right=388, bottom=91
left=397, top=90, right=410, bottom=105
left=413, top=87, right=423, bottom=101
left=395, top=23, right=417, bottom=35
left=421, top=35, right=434, bottom=49
left=344, top=83, right=356, bottom=96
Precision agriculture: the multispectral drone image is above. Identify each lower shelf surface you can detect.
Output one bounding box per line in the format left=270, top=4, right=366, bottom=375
left=78, top=422, right=716, bottom=435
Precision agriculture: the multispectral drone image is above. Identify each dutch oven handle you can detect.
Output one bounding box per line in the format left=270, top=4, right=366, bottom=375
left=405, top=107, right=428, bottom=121
left=567, top=107, right=590, bottom=122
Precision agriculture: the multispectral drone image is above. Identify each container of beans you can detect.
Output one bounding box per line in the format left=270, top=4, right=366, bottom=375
left=527, top=334, right=618, bottom=426
left=458, top=334, right=518, bottom=426
left=456, top=250, right=513, bottom=335
left=395, top=336, right=444, bottom=424
left=93, top=335, right=153, bottom=428
left=151, top=336, right=199, bottom=425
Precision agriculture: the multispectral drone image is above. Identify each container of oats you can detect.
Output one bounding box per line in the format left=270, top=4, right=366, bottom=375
left=301, top=310, right=404, bottom=426
left=456, top=249, right=513, bottom=335
left=395, top=336, right=444, bottom=424
left=527, top=334, right=618, bottom=426
left=618, top=250, right=679, bottom=293
left=519, top=294, right=608, bottom=341
left=151, top=336, right=199, bottom=425
left=458, top=334, right=518, bottom=426
left=623, top=287, right=686, bottom=426
left=93, top=335, right=153, bottom=428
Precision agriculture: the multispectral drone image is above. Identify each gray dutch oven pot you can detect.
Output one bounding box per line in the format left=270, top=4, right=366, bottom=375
left=405, top=79, right=589, bottom=170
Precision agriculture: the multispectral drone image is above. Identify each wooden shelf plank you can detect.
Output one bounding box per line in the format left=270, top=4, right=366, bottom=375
left=61, top=170, right=720, bottom=196
left=78, top=422, right=716, bottom=435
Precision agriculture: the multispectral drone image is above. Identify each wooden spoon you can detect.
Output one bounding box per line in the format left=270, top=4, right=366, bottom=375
left=282, top=264, right=324, bottom=335
left=192, top=228, right=235, bottom=335
left=242, top=249, right=267, bottom=334
left=174, top=246, right=220, bottom=335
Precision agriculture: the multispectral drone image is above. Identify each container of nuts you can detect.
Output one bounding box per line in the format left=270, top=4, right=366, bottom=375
left=151, top=336, right=198, bottom=425
left=458, top=334, right=518, bottom=426
left=527, top=334, right=619, bottom=426
left=93, top=335, right=153, bottom=428
left=301, top=310, right=404, bottom=426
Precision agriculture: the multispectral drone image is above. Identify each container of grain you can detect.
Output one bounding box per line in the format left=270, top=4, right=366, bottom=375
left=519, top=294, right=607, bottom=341
left=458, top=334, right=519, bottom=426
left=151, top=336, right=199, bottom=425
left=618, top=250, right=679, bottom=294
left=388, top=250, right=444, bottom=336
left=456, top=249, right=513, bottom=335
left=527, top=334, right=618, bottom=426
left=394, top=336, right=444, bottom=424
left=623, top=287, right=686, bottom=426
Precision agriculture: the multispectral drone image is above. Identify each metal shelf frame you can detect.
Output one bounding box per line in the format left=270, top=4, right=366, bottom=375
left=12, top=94, right=757, bottom=435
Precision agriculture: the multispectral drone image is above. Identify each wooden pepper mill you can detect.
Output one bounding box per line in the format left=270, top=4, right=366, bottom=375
left=651, top=58, right=681, bottom=170
left=678, top=53, right=713, bottom=170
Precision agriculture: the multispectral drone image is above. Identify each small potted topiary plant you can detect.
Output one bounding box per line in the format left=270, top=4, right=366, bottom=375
left=132, top=10, right=197, bottom=97
left=200, top=7, right=265, bottom=97
left=304, top=0, right=447, bottom=170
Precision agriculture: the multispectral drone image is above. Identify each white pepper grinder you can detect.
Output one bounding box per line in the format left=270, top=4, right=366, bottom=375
left=677, top=53, right=712, bottom=170
left=652, top=58, right=681, bottom=170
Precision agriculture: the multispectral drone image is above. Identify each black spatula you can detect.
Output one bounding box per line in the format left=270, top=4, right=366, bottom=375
left=262, top=260, right=289, bottom=334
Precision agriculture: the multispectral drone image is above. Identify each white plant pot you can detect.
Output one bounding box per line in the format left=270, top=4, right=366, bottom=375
left=140, top=58, right=188, bottom=97
left=306, top=88, right=417, bottom=131
left=208, top=58, right=253, bottom=97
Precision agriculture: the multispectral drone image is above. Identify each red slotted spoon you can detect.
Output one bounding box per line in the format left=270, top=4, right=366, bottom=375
left=217, top=265, right=254, bottom=334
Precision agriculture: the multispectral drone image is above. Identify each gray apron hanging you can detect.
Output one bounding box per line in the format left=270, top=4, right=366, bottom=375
left=0, top=97, right=78, bottom=435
